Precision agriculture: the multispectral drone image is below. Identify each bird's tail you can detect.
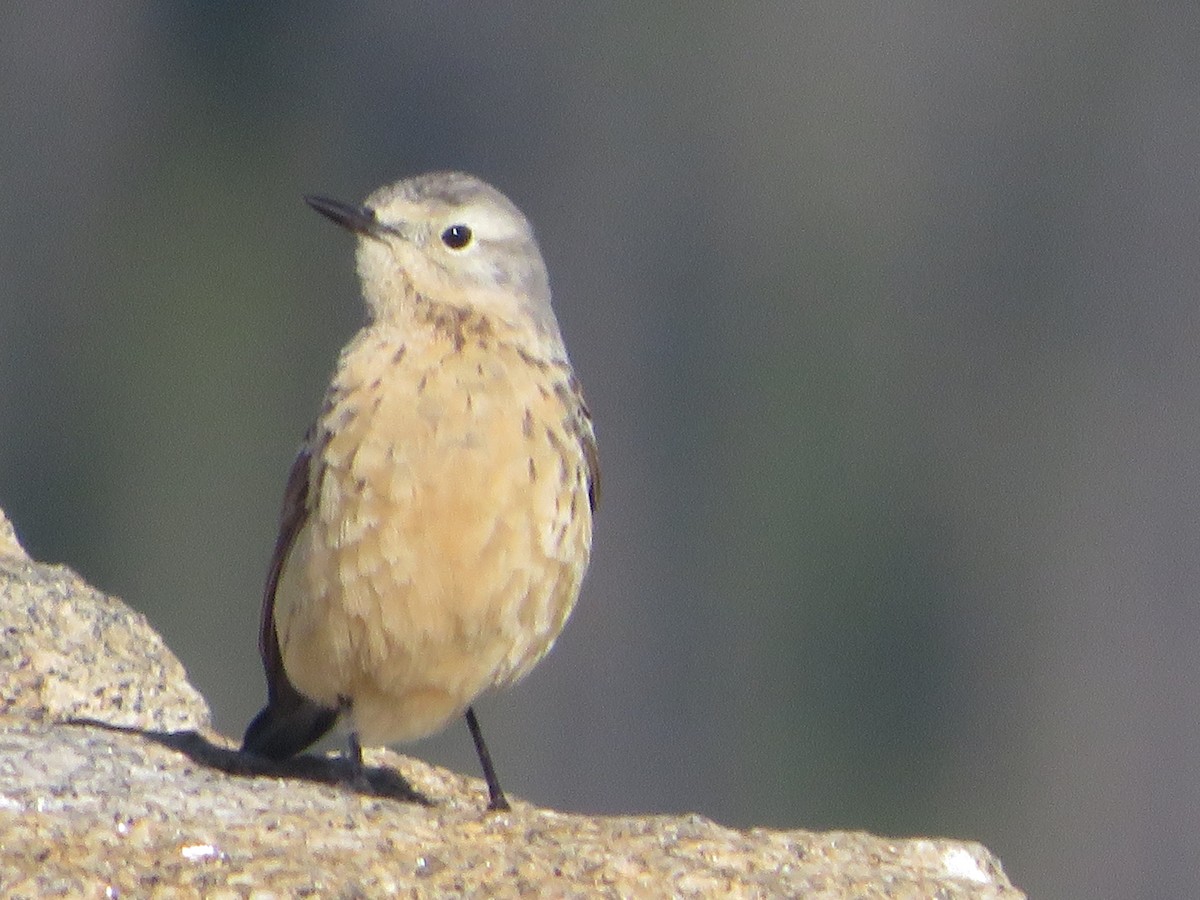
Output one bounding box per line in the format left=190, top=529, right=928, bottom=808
left=242, top=678, right=339, bottom=760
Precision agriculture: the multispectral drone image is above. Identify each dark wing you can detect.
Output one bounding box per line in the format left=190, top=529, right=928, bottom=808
left=581, top=405, right=600, bottom=513
left=569, top=373, right=601, bottom=513
left=241, top=436, right=339, bottom=758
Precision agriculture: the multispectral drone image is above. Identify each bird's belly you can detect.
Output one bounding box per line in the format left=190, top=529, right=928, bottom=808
left=275, top=349, right=592, bottom=744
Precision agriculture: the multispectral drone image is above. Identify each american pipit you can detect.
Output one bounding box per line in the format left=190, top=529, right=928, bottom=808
left=241, top=171, right=599, bottom=810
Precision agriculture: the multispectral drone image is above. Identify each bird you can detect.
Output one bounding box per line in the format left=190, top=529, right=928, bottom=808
left=241, top=171, right=599, bottom=811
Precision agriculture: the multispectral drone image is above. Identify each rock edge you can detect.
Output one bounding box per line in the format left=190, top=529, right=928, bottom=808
left=0, top=506, right=1024, bottom=898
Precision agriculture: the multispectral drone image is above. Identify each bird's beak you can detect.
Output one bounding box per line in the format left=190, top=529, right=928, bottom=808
left=304, top=195, right=385, bottom=237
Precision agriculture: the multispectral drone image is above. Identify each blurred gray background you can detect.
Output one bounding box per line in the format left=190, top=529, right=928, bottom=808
left=2, top=4, right=1196, bottom=897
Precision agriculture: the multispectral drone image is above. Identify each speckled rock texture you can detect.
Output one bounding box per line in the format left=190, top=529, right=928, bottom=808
left=0, top=509, right=208, bottom=732
left=0, top=507, right=1025, bottom=898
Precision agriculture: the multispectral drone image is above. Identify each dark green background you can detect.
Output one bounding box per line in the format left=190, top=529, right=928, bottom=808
left=3, top=5, right=1195, bottom=898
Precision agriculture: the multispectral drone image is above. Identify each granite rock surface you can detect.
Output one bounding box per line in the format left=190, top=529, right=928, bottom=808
left=0, top=507, right=1024, bottom=898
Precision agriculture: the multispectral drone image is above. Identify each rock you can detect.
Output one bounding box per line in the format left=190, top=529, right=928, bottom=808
left=0, top=507, right=209, bottom=733
left=0, top=507, right=24, bottom=561
left=0, top=506, right=1025, bottom=897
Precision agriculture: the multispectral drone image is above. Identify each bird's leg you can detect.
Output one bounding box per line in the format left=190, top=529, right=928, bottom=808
left=465, top=706, right=509, bottom=811
left=346, top=731, right=365, bottom=778
left=339, top=729, right=380, bottom=795
left=337, top=695, right=371, bottom=790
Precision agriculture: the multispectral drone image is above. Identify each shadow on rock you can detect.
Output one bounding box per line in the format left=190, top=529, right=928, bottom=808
left=65, top=717, right=431, bottom=805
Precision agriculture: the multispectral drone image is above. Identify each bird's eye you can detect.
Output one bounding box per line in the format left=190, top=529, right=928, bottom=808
left=441, top=224, right=473, bottom=250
